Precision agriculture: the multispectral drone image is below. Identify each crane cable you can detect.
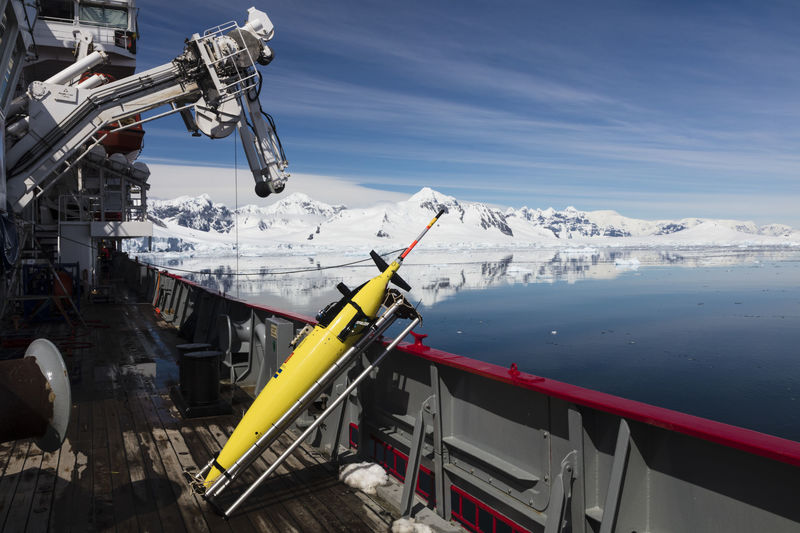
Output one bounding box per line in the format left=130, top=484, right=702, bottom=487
left=46, top=223, right=409, bottom=277
left=140, top=249, right=406, bottom=277
left=234, top=122, right=240, bottom=297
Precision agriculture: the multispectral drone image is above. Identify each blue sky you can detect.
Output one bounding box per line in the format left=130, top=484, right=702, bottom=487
left=135, top=0, right=800, bottom=226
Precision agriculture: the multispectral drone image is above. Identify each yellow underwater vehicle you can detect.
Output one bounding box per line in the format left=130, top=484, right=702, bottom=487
left=190, top=209, right=445, bottom=517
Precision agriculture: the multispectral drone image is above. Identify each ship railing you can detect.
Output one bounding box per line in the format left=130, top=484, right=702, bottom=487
left=197, top=19, right=260, bottom=100
left=124, top=255, right=800, bottom=533
left=36, top=15, right=73, bottom=24
left=58, top=193, right=144, bottom=222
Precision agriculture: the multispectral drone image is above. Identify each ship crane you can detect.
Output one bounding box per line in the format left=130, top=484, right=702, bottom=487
left=2, top=6, right=289, bottom=215
left=0, top=6, right=289, bottom=457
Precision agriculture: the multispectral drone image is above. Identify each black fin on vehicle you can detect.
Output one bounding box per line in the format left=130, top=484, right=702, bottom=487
left=370, top=250, right=411, bottom=291
left=370, top=250, right=388, bottom=271
left=336, top=282, right=351, bottom=296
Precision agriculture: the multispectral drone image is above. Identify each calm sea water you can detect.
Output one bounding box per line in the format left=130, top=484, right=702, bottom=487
left=406, top=260, right=800, bottom=441
left=166, top=247, right=800, bottom=440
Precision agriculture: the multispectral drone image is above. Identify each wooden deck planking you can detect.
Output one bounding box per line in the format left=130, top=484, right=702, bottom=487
left=0, top=295, right=401, bottom=533
left=101, top=397, right=140, bottom=533
left=91, top=371, right=116, bottom=533
left=130, top=393, right=212, bottom=533
left=69, top=387, right=95, bottom=532
left=0, top=440, right=16, bottom=478
left=0, top=440, right=32, bottom=531
left=170, top=419, right=259, bottom=533
left=226, top=422, right=330, bottom=530
left=205, top=421, right=318, bottom=532
left=271, top=432, right=376, bottom=532
left=48, top=401, right=78, bottom=533
left=145, top=394, right=234, bottom=533
left=24, top=444, right=60, bottom=533
left=276, top=433, right=396, bottom=532
left=115, top=395, right=164, bottom=533
left=3, top=440, right=43, bottom=533
left=292, top=439, right=396, bottom=530
left=187, top=422, right=291, bottom=533
left=126, top=393, right=189, bottom=532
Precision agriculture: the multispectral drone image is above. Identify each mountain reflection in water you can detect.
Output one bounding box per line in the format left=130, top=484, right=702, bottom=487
left=150, top=247, right=800, bottom=440
left=156, top=247, right=797, bottom=311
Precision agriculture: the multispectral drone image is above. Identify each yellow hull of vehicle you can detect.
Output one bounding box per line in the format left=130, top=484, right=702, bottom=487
left=204, top=261, right=400, bottom=486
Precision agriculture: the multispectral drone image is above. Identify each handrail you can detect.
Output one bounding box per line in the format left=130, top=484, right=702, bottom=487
left=140, top=258, right=800, bottom=469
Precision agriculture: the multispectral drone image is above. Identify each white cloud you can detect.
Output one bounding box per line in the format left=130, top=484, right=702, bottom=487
left=145, top=163, right=409, bottom=208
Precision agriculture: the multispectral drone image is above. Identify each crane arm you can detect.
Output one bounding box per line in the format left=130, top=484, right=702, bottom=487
left=3, top=7, right=288, bottom=213
left=237, top=88, right=288, bottom=197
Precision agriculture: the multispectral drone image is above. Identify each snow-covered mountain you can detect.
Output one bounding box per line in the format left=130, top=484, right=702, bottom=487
left=150, top=194, right=235, bottom=233
left=132, top=188, right=799, bottom=255
left=149, top=192, right=345, bottom=234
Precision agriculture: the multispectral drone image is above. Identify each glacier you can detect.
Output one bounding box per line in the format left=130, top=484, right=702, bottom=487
left=128, top=187, right=800, bottom=257
left=126, top=187, right=800, bottom=312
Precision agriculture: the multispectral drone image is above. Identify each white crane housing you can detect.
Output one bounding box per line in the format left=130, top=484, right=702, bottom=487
left=3, top=6, right=288, bottom=215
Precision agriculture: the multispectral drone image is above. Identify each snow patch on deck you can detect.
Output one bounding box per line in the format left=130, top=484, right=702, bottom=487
left=339, top=461, right=388, bottom=495
left=392, top=517, right=434, bottom=533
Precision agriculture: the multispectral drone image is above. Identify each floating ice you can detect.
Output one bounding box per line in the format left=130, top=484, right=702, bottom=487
left=391, top=517, right=433, bottom=533
left=339, top=462, right=388, bottom=495
left=614, top=257, right=640, bottom=270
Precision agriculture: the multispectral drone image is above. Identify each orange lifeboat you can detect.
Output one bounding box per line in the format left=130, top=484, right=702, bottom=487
left=80, top=73, right=145, bottom=155
left=99, top=114, right=145, bottom=155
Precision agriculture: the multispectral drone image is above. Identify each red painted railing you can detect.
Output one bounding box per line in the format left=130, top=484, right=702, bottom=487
left=397, top=337, right=800, bottom=469
left=150, top=264, right=800, bottom=469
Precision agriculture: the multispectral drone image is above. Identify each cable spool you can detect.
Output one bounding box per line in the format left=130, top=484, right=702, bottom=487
left=0, top=339, right=72, bottom=452
left=218, top=313, right=251, bottom=355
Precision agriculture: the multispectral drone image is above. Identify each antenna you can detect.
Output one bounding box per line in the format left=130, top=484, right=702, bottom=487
left=398, top=208, right=446, bottom=262
left=369, top=208, right=446, bottom=291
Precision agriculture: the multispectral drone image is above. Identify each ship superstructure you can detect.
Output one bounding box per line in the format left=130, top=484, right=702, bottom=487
left=12, top=1, right=146, bottom=299
left=0, top=0, right=291, bottom=483
left=30, top=0, right=138, bottom=82
left=0, top=0, right=289, bottom=314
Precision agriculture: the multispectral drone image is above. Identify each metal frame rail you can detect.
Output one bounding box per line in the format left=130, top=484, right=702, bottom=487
left=220, top=318, right=420, bottom=518
left=188, top=298, right=416, bottom=505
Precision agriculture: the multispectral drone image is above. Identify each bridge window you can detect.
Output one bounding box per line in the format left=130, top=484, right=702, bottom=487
left=39, top=0, right=74, bottom=20
left=79, top=4, right=128, bottom=29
